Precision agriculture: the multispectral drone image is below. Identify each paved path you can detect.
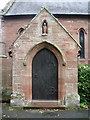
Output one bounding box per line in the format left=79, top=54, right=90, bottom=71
left=1, top=104, right=90, bottom=120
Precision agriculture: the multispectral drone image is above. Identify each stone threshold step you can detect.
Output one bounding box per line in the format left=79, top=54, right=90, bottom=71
left=24, top=105, right=66, bottom=109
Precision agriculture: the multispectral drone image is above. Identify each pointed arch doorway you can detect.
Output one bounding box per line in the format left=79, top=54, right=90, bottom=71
left=24, top=41, right=66, bottom=104
left=32, top=48, right=58, bottom=100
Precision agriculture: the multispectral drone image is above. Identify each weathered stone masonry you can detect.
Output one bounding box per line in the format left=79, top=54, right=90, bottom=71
left=1, top=1, right=89, bottom=107
left=10, top=8, right=80, bottom=107
left=1, top=9, right=89, bottom=94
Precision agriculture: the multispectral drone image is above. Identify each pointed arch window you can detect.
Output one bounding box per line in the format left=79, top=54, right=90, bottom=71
left=42, top=19, right=48, bottom=35
left=79, top=29, right=85, bottom=59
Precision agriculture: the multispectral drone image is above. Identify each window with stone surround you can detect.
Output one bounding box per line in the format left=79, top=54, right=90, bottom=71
left=79, top=28, right=85, bottom=59
left=18, top=27, right=24, bottom=35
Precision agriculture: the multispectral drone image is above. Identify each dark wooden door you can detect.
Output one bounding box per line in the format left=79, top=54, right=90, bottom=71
left=32, top=48, right=58, bottom=100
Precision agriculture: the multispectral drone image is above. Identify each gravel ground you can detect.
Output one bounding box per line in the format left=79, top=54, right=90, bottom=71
left=1, top=103, right=89, bottom=120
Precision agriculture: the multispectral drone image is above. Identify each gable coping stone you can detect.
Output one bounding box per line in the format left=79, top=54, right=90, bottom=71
left=12, top=7, right=81, bottom=49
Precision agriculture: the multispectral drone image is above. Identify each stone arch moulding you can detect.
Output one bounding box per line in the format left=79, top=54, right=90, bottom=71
left=23, top=41, right=66, bottom=104
left=78, top=28, right=87, bottom=34
left=23, top=40, right=66, bottom=66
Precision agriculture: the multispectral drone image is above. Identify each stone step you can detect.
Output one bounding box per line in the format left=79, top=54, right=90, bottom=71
left=29, top=105, right=66, bottom=109
left=25, top=100, right=66, bottom=109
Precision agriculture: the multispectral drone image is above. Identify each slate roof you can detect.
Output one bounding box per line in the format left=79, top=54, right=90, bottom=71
left=3, top=0, right=89, bottom=16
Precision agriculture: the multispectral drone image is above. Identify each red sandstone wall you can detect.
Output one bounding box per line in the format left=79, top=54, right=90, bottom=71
left=2, top=16, right=89, bottom=60
left=2, top=17, right=32, bottom=86
left=11, top=9, right=79, bottom=102
left=2, top=14, right=89, bottom=91
left=58, top=17, right=88, bottom=64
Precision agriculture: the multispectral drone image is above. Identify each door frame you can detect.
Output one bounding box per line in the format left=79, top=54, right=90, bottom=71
left=25, top=41, right=66, bottom=104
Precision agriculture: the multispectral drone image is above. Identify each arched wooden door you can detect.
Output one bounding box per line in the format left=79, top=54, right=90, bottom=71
left=32, top=48, right=58, bottom=100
